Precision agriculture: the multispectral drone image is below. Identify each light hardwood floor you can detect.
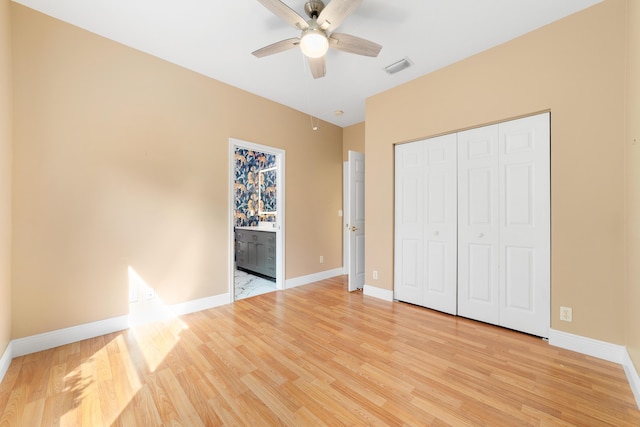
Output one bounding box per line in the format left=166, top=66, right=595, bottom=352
left=1, top=276, right=639, bottom=426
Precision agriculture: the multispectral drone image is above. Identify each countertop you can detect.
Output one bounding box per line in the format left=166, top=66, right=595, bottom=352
left=235, top=226, right=277, bottom=233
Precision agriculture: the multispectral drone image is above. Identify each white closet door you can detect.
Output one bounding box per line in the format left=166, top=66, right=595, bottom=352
left=423, top=134, right=458, bottom=314
left=457, top=124, right=500, bottom=324
left=498, top=113, right=550, bottom=337
left=395, top=134, right=457, bottom=314
left=395, top=142, right=425, bottom=305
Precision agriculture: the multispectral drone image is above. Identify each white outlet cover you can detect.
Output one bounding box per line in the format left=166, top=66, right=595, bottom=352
left=560, top=306, right=572, bottom=322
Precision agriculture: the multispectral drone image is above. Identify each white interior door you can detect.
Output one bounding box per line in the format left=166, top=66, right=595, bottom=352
left=457, top=124, right=500, bottom=324
left=395, top=135, right=458, bottom=314
left=348, top=151, right=365, bottom=291
left=498, top=113, right=550, bottom=337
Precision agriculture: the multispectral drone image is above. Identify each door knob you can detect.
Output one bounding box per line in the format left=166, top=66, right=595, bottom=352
left=478, top=233, right=484, bottom=238
left=434, top=231, right=439, bottom=236
left=351, top=226, right=359, bottom=231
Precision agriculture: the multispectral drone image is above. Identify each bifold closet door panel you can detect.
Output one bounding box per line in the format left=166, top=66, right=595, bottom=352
left=395, top=141, right=425, bottom=305
left=457, top=113, right=550, bottom=337
left=423, top=134, right=458, bottom=315
left=395, top=134, right=458, bottom=314
left=498, top=113, right=550, bottom=338
left=457, top=124, right=500, bottom=325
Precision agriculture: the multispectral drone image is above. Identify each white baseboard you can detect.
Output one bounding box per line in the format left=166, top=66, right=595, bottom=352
left=285, top=267, right=343, bottom=289
left=0, top=341, right=13, bottom=384
left=11, top=315, right=130, bottom=358
left=548, top=328, right=626, bottom=364
left=363, top=284, right=394, bottom=302
left=169, top=292, right=231, bottom=316
left=9, top=292, right=232, bottom=359
left=623, top=350, right=640, bottom=409
left=4, top=287, right=639, bottom=411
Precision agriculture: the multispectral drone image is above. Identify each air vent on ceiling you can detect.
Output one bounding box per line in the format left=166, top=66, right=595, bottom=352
left=384, top=57, right=413, bottom=75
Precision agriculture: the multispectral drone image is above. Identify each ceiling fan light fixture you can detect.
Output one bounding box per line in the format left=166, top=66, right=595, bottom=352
left=300, top=28, right=329, bottom=58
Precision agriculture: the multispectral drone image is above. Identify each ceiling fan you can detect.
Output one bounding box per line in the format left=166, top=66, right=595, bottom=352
left=252, top=0, right=382, bottom=79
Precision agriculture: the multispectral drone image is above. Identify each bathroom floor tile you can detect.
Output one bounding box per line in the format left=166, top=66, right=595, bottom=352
left=235, top=269, right=276, bottom=299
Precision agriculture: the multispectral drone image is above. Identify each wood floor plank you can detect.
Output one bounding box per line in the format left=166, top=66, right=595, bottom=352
left=128, top=384, right=159, bottom=426
left=156, top=368, right=204, bottom=427
left=144, top=371, right=182, bottom=425
left=240, top=371, right=300, bottom=425
left=174, top=367, right=224, bottom=426
left=0, top=385, right=26, bottom=426
left=1, top=276, right=639, bottom=426
left=97, top=378, right=119, bottom=425
left=293, top=377, right=381, bottom=425
left=79, top=381, right=103, bottom=427
left=19, top=397, right=44, bottom=427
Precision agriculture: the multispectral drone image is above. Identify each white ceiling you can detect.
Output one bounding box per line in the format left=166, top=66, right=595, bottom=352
left=13, top=0, right=602, bottom=127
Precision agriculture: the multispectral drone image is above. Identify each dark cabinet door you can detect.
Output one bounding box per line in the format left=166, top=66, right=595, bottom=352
left=235, top=229, right=276, bottom=279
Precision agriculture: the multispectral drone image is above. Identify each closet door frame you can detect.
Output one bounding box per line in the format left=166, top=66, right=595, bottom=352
left=394, top=112, right=550, bottom=338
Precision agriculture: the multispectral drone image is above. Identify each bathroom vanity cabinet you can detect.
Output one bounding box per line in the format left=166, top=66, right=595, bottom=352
left=235, top=228, right=276, bottom=279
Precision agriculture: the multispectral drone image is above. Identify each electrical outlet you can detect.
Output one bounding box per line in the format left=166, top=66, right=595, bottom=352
left=560, top=306, right=572, bottom=322
left=128, top=285, right=139, bottom=303
left=373, top=270, right=378, bottom=280
left=145, top=287, right=155, bottom=300
left=320, top=255, right=324, bottom=264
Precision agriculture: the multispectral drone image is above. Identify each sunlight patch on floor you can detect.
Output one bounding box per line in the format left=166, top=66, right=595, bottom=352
left=127, top=267, right=187, bottom=371
left=59, top=333, right=143, bottom=426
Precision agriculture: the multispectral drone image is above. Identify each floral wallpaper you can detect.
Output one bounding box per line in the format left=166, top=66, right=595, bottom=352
left=234, top=148, right=277, bottom=227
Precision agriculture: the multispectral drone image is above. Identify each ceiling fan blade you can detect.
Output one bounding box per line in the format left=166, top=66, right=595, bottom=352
left=252, top=38, right=300, bottom=58
left=317, top=0, right=363, bottom=32
left=329, top=33, right=382, bottom=57
left=257, top=0, right=309, bottom=30
left=307, top=55, right=326, bottom=79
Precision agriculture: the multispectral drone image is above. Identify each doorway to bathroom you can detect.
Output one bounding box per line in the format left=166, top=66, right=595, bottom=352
left=229, top=138, right=285, bottom=301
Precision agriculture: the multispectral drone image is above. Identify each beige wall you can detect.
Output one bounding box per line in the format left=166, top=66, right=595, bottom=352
left=10, top=4, right=343, bottom=338
left=0, top=0, right=12, bottom=355
left=366, top=0, right=627, bottom=343
left=626, top=0, right=640, bottom=368
left=6, top=0, right=636, bottom=357
left=343, top=122, right=365, bottom=161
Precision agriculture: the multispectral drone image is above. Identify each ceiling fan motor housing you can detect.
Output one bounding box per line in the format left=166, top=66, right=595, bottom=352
left=304, top=0, right=325, bottom=19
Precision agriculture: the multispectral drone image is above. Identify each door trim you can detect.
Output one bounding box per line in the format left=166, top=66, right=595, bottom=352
left=228, top=138, right=286, bottom=302
left=343, top=161, right=349, bottom=275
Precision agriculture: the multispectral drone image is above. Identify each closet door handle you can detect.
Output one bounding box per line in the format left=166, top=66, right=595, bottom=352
left=478, top=233, right=484, bottom=238
left=434, top=231, right=439, bottom=236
